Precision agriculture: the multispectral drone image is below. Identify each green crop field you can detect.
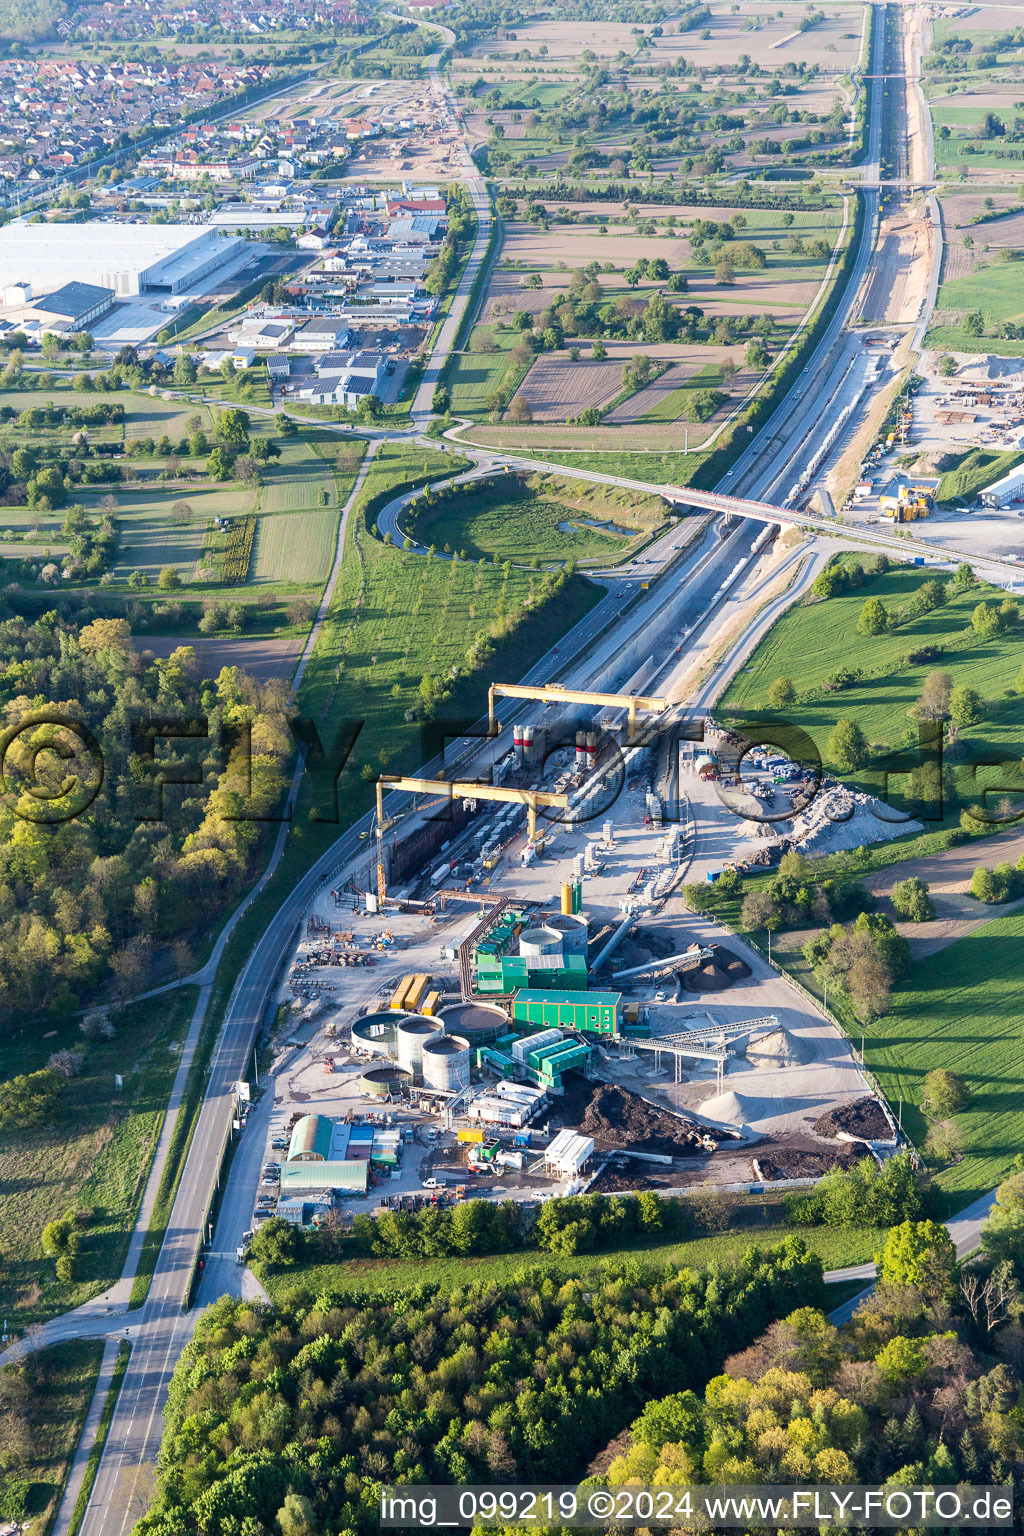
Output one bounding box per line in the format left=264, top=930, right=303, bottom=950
left=258, top=436, right=335, bottom=515
left=925, top=324, right=1024, bottom=357
left=409, top=474, right=661, bottom=564
left=865, top=907, right=1024, bottom=1203
left=938, top=263, right=1024, bottom=325
left=253, top=509, right=337, bottom=585
left=719, top=560, right=1024, bottom=814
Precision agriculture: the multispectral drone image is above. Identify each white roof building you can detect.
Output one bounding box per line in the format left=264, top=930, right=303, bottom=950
left=0, top=222, right=247, bottom=297
left=543, top=1129, right=594, bottom=1177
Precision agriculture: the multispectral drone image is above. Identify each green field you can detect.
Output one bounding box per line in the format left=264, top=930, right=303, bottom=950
left=409, top=473, right=661, bottom=564
left=447, top=326, right=534, bottom=416
left=253, top=509, right=336, bottom=585
left=719, top=560, right=1024, bottom=812
left=866, top=907, right=1024, bottom=1203
left=263, top=1220, right=884, bottom=1306
left=250, top=433, right=349, bottom=586
left=925, top=324, right=1024, bottom=356
left=0, top=986, right=196, bottom=1330
left=938, top=263, right=1024, bottom=325
left=500, top=447, right=711, bottom=485
left=82, top=484, right=250, bottom=581
left=638, top=362, right=724, bottom=424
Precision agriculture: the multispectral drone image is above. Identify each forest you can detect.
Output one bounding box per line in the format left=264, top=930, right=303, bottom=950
left=601, top=1208, right=1024, bottom=1531
left=135, top=1240, right=823, bottom=1536
left=0, top=609, right=288, bottom=1027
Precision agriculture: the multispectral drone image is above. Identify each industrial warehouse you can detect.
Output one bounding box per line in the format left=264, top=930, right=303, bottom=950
left=251, top=677, right=896, bottom=1232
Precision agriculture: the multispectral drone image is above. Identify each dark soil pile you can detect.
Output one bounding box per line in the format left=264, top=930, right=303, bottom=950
left=813, top=1096, right=892, bottom=1141
left=581, top=1083, right=715, bottom=1154
left=754, top=1135, right=862, bottom=1181
left=681, top=944, right=753, bottom=993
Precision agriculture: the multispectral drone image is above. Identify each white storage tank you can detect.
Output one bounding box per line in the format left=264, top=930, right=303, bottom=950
left=519, top=925, right=563, bottom=962
left=351, top=1011, right=402, bottom=1058
left=546, top=913, right=588, bottom=956
left=421, top=1034, right=471, bottom=1092
left=395, top=1015, right=443, bottom=1080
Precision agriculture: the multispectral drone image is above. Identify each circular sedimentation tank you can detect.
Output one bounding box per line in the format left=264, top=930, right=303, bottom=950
left=360, top=1064, right=413, bottom=1098
left=351, top=1011, right=403, bottom=1058
left=395, top=1014, right=443, bottom=1078
left=422, top=1034, right=471, bottom=1092
left=519, top=925, right=563, bottom=961
left=438, top=1001, right=507, bottom=1044
left=546, top=913, right=588, bottom=956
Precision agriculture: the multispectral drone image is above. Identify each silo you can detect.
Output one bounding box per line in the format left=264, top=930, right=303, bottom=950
left=361, top=1064, right=413, bottom=1098
left=351, top=1011, right=402, bottom=1059
left=519, top=925, right=563, bottom=963
left=546, top=913, right=589, bottom=956
left=438, top=1001, right=507, bottom=1045
left=421, top=1035, right=471, bottom=1092
left=395, top=1015, right=443, bottom=1079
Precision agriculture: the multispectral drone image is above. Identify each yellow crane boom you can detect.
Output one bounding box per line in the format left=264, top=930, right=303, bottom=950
left=374, top=776, right=570, bottom=902
left=487, top=682, right=668, bottom=741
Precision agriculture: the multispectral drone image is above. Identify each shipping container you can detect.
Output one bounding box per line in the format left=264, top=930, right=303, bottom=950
left=457, top=1128, right=485, bottom=1144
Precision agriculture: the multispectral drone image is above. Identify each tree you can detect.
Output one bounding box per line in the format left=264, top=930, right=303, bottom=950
left=876, top=1219, right=957, bottom=1297
left=249, top=1217, right=303, bottom=1269
left=214, top=408, right=251, bottom=449
left=953, top=562, right=975, bottom=589
left=963, top=310, right=985, bottom=337
left=173, top=354, right=197, bottom=387
left=767, top=675, right=795, bottom=709
left=972, top=601, right=1000, bottom=638
left=157, top=566, right=182, bottom=590
left=923, top=1067, right=969, bottom=1118
left=949, top=684, right=983, bottom=727
left=971, top=864, right=1004, bottom=903
left=592, top=340, right=607, bottom=360
left=79, top=617, right=132, bottom=654
left=171, top=500, right=194, bottom=525
left=207, top=446, right=234, bottom=481
left=913, top=670, right=952, bottom=721
left=857, top=596, right=888, bottom=636
left=982, top=1173, right=1024, bottom=1280
left=826, top=718, right=868, bottom=772
left=890, top=876, right=934, bottom=923
left=740, top=890, right=780, bottom=931
left=507, top=397, right=533, bottom=423
left=0, top=1070, right=60, bottom=1128
left=277, top=1492, right=319, bottom=1536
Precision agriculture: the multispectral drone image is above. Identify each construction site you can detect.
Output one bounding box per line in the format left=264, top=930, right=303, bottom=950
left=259, top=676, right=895, bottom=1226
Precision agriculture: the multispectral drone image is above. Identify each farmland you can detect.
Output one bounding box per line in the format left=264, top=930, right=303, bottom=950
left=936, top=263, right=1024, bottom=328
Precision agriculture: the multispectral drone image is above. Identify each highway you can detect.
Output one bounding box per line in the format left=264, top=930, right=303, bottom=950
left=33, top=6, right=1006, bottom=1531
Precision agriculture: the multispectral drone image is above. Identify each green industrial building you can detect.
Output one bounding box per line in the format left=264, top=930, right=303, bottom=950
left=475, top=952, right=587, bottom=994
left=510, top=989, right=621, bottom=1036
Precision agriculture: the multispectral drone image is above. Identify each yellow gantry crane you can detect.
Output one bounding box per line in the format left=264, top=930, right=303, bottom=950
left=487, top=682, right=669, bottom=743
left=374, top=776, right=570, bottom=903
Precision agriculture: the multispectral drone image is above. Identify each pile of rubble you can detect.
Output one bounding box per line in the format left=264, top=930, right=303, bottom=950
left=581, top=1083, right=720, bottom=1154
left=791, top=784, right=922, bottom=857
